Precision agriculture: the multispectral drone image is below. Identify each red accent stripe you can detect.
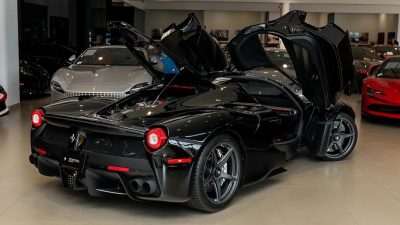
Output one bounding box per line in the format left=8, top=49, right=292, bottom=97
left=166, top=158, right=192, bottom=165
left=37, top=148, right=47, bottom=155
left=107, top=166, right=130, bottom=172
left=168, top=85, right=194, bottom=90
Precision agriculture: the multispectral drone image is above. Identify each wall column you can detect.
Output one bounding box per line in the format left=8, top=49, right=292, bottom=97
left=280, top=2, right=290, bottom=48
left=397, top=13, right=400, bottom=42
left=0, top=0, right=20, bottom=106
left=281, top=2, right=290, bottom=16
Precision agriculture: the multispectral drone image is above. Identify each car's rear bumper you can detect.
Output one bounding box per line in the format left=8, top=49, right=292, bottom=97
left=29, top=147, right=192, bottom=203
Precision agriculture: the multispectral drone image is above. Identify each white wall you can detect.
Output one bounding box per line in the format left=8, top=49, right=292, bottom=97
left=145, top=10, right=204, bottom=36
left=204, top=11, right=264, bottom=40
left=144, top=10, right=330, bottom=41
left=269, top=11, right=328, bottom=27
left=335, top=13, right=398, bottom=44
left=305, top=12, right=328, bottom=27
left=0, top=0, right=20, bottom=106
left=269, top=11, right=281, bottom=21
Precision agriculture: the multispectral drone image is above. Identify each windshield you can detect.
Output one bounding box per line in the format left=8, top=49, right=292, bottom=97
left=376, top=58, right=400, bottom=78
left=75, top=47, right=141, bottom=66
left=352, top=47, right=380, bottom=60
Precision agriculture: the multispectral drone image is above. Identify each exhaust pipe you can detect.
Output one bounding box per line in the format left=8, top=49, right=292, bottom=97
left=29, top=154, right=38, bottom=167
left=130, top=179, right=144, bottom=193
left=142, top=180, right=157, bottom=195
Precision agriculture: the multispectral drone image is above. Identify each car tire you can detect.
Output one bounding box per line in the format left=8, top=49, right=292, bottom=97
left=320, top=113, right=358, bottom=161
left=186, top=134, right=241, bottom=212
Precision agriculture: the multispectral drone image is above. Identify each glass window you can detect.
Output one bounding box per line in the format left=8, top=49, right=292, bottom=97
left=182, top=84, right=255, bottom=107
left=265, top=48, right=295, bottom=76
left=376, top=58, right=400, bottom=78
left=240, top=80, right=293, bottom=108
left=75, top=47, right=141, bottom=66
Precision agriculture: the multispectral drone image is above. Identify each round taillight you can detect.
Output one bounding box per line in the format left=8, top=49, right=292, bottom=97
left=32, top=109, right=44, bottom=127
left=145, top=127, right=168, bottom=151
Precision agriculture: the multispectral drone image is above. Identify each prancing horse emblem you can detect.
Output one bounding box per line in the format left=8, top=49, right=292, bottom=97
left=69, top=131, right=86, bottom=151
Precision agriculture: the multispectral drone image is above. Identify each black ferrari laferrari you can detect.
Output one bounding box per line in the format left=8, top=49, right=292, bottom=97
left=29, top=11, right=358, bottom=212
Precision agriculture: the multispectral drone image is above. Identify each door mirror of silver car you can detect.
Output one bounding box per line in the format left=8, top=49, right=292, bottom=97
left=68, top=54, right=76, bottom=62
left=150, top=57, right=158, bottom=65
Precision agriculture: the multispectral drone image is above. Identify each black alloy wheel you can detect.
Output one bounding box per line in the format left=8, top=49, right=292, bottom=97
left=321, top=113, right=358, bottom=161
left=187, top=134, right=241, bottom=212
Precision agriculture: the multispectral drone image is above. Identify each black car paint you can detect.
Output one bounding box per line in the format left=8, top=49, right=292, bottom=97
left=30, top=74, right=354, bottom=202
left=19, top=43, right=76, bottom=96
left=30, top=11, right=356, bottom=204
left=20, top=42, right=76, bottom=75
left=20, top=59, right=51, bottom=96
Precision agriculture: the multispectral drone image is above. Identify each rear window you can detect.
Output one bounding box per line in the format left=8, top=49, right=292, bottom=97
left=182, top=84, right=255, bottom=107
left=266, top=49, right=295, bottom=74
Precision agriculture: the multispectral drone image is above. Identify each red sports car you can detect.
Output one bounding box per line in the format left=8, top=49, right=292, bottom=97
left=362, top=57, right=400, bottom=119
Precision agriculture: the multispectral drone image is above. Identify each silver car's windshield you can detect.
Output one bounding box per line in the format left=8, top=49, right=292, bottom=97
left=75, top=47, right=141, bottom=66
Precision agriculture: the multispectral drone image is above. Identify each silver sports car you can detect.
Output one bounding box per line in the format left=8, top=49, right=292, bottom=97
left=50, top=45, right=153, bottom=102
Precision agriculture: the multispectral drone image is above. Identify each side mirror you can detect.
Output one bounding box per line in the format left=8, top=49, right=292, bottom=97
left=150, top=57, right=158, bottom=65
left=68, top=54, right=76, bottom=62
left=369, top=64, right=380, bottom=76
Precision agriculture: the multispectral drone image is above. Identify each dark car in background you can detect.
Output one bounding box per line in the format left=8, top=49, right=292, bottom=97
left=19, top=42, right=76, bottom=97
left=19, top=59, right=51, bottom=96
left=351, top=46, right=382, bottom=93
left=372, top=45, right=400, bottom=60
left=0, top=85, right=9, bottom=116
left=29, top=11, right=357, bottom=212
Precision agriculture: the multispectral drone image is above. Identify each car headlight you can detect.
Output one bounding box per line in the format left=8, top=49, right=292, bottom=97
left=367, top=87, right=385, bottom=96
left=50, top=81, right=65, bottom=93
left=126, top=82, right=150, bottom=94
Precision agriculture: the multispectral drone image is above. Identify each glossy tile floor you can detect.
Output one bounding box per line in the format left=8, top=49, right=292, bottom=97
left=1, top=94, right=400, bottom=225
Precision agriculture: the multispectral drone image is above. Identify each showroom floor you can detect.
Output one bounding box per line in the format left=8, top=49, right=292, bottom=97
left=1, top=95, right=400, bottom=225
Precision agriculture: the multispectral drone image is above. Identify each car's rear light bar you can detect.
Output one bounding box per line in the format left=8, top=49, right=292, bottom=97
left=37, top=148, right=47, bottom=155
left=168, top=85, right=195, bottom=90
left=107, top=166, right=130, bottom=172
left=166, top=158, right=192, bottom=165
